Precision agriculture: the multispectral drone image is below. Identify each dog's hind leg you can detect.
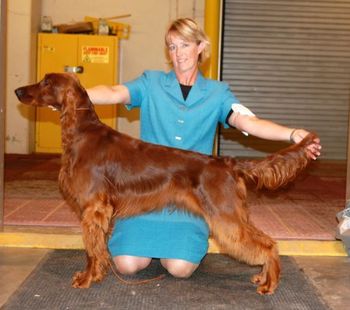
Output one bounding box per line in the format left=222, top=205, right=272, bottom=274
left=72, top=198, right=113, bottom=288
left=209, top=214, right=280, bottom=295
left=201, top=176, right=280, bottom=295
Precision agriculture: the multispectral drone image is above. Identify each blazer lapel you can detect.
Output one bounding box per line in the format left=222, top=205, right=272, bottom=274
left=162, top=70, right=208, bottom=106
left=185, top=72, right=207, bottom=106
left=162, top=70, right=184, bottom=103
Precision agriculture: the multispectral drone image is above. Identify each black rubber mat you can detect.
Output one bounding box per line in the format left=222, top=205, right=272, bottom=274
left=2, top=250, right=330, bottom=310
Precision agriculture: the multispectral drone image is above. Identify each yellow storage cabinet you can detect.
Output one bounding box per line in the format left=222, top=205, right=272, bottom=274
left=36, top=33, right=118, bottom=153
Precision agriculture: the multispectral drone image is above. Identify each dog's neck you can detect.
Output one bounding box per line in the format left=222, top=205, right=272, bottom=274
left=60, top=96, right=100, bottom=150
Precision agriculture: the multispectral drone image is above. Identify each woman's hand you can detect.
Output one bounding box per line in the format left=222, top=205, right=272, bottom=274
left=290, top=128, right=322, bottom=160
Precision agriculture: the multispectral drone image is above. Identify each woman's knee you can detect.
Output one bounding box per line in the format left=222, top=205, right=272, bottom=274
left=113, top=255, right=151, bottom=275
left=160, top=259, right=199, bottom=278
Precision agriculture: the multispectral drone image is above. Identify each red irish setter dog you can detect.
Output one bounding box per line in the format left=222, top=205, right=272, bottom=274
left=15, top=73, right=317, bottom=295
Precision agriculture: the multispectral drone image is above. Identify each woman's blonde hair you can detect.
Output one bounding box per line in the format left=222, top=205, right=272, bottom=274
left=165, top=18, right=210, bottom=64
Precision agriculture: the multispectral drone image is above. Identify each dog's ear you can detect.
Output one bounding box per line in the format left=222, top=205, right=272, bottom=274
left=64, top=84, right=78, bottom=106
left=63, top=74, right=90, bottom=109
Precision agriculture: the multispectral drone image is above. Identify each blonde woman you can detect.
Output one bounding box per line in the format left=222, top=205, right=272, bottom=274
left=87, top=18, right=321, bottom=278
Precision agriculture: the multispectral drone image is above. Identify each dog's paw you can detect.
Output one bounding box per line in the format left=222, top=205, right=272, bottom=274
left=251, top=272, right=266, bottom=285
left=72, top=271, right=92, bottom=288
left=256, top=284, right=276, bottom=295
left=252, top=273, right=277, bottom=295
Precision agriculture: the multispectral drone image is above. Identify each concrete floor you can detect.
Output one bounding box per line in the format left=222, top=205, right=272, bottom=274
left=0, top=247, right=48, bottom=308
left=0, top=248, right=349, bottom=309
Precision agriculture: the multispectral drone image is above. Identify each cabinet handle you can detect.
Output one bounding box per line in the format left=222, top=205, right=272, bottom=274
left=64, top=66, right=84, bottom=74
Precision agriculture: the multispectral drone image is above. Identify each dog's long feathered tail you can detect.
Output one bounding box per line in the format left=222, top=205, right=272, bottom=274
left=234, top=133, right=317, bottom=190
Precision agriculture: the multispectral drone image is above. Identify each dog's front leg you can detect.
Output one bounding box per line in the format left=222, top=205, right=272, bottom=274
left=72, top=200, right=113, bottom=288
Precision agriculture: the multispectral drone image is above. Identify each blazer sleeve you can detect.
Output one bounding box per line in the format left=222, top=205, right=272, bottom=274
left=123, top=71, right=150, bottom=110
left=219, top=82, right=240, bottom=128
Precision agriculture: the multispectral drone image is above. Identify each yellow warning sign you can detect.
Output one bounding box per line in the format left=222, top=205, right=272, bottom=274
left=82, top=46, right=109, bottom=63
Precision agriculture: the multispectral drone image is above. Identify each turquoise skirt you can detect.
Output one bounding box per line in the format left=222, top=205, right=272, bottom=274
left=108, top=207, right=209, bottom=264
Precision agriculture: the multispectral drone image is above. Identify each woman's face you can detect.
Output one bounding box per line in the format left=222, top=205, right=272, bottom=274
left=167, top=33, right=204, bottom=74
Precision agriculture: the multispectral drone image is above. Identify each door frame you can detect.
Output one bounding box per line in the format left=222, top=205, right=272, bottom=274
left=347, top=107, right=350, bottom=204
left=0, top=0, right=7, bottom=230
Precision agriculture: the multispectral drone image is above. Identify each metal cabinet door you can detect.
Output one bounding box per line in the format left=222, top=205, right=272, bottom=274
left=36, top=33, right=118, bottom=153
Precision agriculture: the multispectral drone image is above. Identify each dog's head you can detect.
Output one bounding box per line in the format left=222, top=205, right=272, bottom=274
left=15, top=73, right=85, bottom=111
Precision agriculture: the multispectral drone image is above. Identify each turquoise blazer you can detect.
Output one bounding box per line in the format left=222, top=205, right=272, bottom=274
left=125, top=70, right=239, bottom=155
left=108, top=70, right=239, bottom=263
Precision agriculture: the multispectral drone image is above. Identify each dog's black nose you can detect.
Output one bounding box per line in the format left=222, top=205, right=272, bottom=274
left=15, top=88, right=24, bottom=100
